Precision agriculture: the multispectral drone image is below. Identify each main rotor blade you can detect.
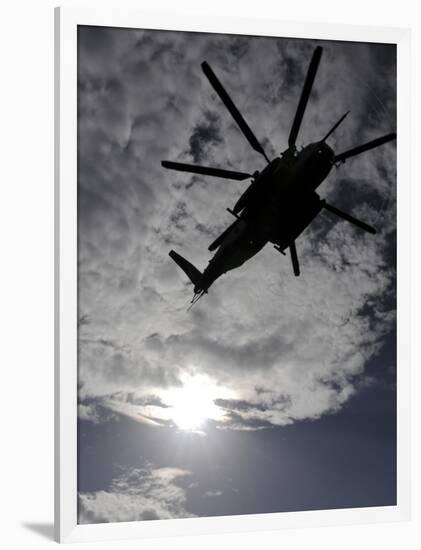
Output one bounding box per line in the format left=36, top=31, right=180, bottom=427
left=289, top=241, right=300, bottom=276
left=201, top=61, right=269, bottom=162
left=288, top=46, right=323, bottom=147
left=161, top=161, right=252, bottom=181
left=334, top=133, right=396, bottom=163
left=322, top=201, right=376, bottom=234
left=321, top=111, right=350, bottom=142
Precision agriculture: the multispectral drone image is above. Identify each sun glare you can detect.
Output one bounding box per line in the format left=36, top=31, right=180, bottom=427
left=163, top=373, right=229, bottom=431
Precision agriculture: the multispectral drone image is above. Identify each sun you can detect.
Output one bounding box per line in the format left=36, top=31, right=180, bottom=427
left=163, top=373, right=229, bottom=431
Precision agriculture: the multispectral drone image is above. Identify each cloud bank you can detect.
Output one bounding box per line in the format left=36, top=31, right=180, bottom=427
left=78, top=465, right=194, bottom=523
left=77, top=27, right=396, bottom=430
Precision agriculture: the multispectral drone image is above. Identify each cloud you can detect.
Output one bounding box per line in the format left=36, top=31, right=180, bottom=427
left=77, top=402, right=116, bottom=424
left=78, top=464, right=194, bottom=523
left=77, top=27, right=396, bottom=430
left=203, top=490, right=223, bottom=497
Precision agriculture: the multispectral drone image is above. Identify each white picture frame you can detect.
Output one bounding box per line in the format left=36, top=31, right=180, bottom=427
left=55, top=6, right=411, bottom=543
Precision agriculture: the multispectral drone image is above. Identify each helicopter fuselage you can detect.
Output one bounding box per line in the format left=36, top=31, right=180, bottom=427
left=197, top=141, right=334, bottom=293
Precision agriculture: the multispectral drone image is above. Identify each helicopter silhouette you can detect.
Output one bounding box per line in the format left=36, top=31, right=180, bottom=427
left=162, top=46, right=396, bottom=307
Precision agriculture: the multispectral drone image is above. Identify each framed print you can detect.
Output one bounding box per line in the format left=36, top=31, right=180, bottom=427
left=55, top=6, right=411, bottom=543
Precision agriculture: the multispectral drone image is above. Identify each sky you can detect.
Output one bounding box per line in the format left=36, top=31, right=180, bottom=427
left=77, top=25, right=396, bottom=523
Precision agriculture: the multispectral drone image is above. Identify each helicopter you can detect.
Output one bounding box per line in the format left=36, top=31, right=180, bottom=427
left=161, top=46, right=396, bottom=307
